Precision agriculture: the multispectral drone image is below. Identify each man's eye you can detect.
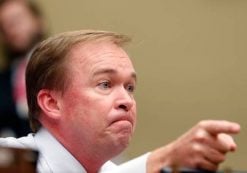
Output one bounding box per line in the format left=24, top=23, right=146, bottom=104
left=98, top=81, right=111, bottom=89
left=126, top=84, right=135, bottom=93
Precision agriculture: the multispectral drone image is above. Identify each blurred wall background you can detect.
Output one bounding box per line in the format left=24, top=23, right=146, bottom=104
left=2, top=0, right=246, bottom=169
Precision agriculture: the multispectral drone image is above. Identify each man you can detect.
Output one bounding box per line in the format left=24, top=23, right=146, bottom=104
left=0, top=0, right=46, bottom=137
left=0, top=30, right=240, bottom=173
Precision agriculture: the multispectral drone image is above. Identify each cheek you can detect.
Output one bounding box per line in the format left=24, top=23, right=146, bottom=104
left=60, top=90, right=88, bottom=120
left=61, top=89, right=112, bottom=127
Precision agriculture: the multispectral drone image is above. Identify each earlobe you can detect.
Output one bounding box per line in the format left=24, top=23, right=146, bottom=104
left=37, top=89, right=61, bottom=120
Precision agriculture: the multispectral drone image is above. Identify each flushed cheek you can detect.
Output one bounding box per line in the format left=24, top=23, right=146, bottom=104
left=73, top=99, right=110, bottom=129
left=60, top=92, right=94, bottom=124
left=64, top=101, right=108, bottom=139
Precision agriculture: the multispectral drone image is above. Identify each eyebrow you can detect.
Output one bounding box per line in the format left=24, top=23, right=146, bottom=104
left=92, top=68, right=137, bottom=82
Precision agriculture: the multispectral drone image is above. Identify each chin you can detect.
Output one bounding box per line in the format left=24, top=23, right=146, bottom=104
left=103, top=134, right=131, bottom=158
left=116, top=134, right=131, bottom=149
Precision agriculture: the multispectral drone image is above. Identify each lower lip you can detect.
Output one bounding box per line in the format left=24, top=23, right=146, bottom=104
left=111, top=120, right=133, bottom=131
left=111, top=120, right=132, bottom=125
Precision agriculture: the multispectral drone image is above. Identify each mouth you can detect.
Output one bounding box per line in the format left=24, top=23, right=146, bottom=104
left=107, top=113, right=135, bottom=137
left=110, top=114, right=134, bottom=126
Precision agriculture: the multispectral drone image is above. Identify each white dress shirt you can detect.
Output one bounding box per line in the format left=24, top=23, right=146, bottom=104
left=0, top=128, right=149, bottom=173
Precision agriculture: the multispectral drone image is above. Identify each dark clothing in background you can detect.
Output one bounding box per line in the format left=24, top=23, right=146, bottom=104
left=0, top=67, right=31, bottom=137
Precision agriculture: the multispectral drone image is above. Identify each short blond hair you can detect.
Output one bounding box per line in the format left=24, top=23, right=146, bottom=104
left=26, top=30, right=131, bottom=132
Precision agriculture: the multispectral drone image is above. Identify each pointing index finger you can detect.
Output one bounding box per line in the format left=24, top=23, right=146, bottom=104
left=199, top=120, right=240, bottom=136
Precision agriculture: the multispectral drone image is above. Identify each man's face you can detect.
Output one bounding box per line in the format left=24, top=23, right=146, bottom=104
left=59, top=41, right=137, bottom=156
left=0, top=1, right=42, bottom=53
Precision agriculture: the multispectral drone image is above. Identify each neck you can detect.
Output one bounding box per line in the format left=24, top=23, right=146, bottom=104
left=45, top=126, right=113, bottom=173
left=64, top=142, right=107, bottom=173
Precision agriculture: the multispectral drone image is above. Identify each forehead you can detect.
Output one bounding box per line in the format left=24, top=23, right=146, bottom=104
left=67, top=41, right=134, bottom=71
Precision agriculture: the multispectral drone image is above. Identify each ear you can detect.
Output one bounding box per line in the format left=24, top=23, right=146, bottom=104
left=37, top=89, right=62, bottom=120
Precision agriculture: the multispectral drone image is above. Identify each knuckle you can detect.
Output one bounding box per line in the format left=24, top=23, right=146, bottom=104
left=197, top=120, right=208, bottom=129
left=194, top=130, right=207, bottom=143
left=198, top=120, right=206, bottom=126
left=192, top=143, right=202, bottom=154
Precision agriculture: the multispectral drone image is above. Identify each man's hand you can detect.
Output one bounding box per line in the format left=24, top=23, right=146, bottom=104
left=147, top=120, right=241, bottom=173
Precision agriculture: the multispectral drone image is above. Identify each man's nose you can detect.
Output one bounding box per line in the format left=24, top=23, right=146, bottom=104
left=114, top=87, right=135, bottom=112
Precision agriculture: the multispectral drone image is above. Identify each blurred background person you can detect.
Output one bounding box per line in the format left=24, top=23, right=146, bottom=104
left=0, top=0, right=47, bottom=137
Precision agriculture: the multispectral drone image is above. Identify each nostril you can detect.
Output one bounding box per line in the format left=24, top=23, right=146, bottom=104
left=119, top=104, right=127, bottom=111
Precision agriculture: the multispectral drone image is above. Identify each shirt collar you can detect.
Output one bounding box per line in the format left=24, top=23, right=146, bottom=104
left=34, top=128, right=87, bottom=173
left=34, top=128, right=117, bottom=173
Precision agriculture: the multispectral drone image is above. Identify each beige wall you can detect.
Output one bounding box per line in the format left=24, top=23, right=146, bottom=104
left=35, top=0, right=247, bottom=169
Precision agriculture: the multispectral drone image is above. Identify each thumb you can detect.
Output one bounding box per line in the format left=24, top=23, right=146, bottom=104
left=217, top=133, right=237, bottom=152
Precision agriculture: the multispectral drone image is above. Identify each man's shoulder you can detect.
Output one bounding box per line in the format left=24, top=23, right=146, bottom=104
left=0, top=133, right=37, bottom=149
